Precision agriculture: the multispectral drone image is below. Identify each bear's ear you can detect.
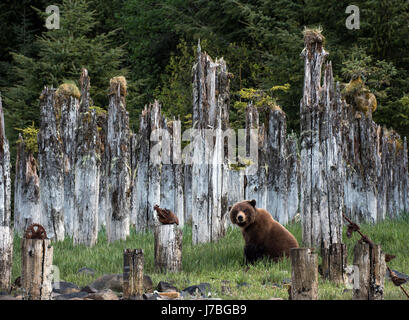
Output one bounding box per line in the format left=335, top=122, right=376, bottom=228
left=228, top=206, right=232, bottom=212
left=248, top=199, right=256, bottom=208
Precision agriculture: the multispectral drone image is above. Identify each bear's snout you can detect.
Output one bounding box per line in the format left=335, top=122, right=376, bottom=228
left=237, top=212, right=246, bottom=223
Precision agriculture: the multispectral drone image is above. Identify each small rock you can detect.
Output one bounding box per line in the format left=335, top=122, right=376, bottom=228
left=143, top=275, right=154, bottom=292
left=81, top=285, right=98, bottom=294
left=123, top=295, right=144, bottom=300
left=157, top=281, right=178, bottom=292
left=0, top=295, right=18, bottom=300
left=182, top=283, right=211, bottom=297
left=78, top=267, right=96, bottom=276
left=54, top=291, right=89, bottom=300
left=89, top=274, right=122, bottom=292
left=53, top=281, right=80, bottom=294
left=269, top=297, right=284, bottom=300
left=143, top=293, right=162, bottom=300
left=236, top=282, right=251, bottom=288
left=86, top=289, right=119, bottom=300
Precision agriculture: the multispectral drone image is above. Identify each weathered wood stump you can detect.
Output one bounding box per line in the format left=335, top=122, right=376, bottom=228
left=154, top=224, right=182, bottom=272
left=191, top=42, right=230, bottom=244
left=21, top=238, right=53, bottom=300
left=290, top=248, right=318, bottom=300
left=0, top=226, right=13, bottom=292
left=123, top=249, right=144, bottom=299
left=0, top=95, right=13, bottom=293
left=14, top=135, right=41, bottom=234
left=300, top=30, right=343, bottom=248
left=106, top=77, right=131, bottom=242
left=353, top=242, right=386, bottom=300
left=59, top=87, right=79, bottom=237
left=38, top=87, right=65, bottom=241
left=73, top=69, right=100, bottom=247
left=321, top=243, right=347, bottom=285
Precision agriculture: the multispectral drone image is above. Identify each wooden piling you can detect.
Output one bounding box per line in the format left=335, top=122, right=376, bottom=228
left=353, top=242, right=386, bottom=300
left=290, top=248, right=318, bottom=300
left=154, top=224, right=182, bottom=272
left=0, top=226, right=13, bottom=292
left=321, top=243, right=347, bottom=285
left=21, top=238, right=53, bottom=300
left=123, top=249, right=144, bottom=299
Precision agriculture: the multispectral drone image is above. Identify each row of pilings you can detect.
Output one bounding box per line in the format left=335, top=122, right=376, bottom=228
left=0, top=34, right=408, bottom=254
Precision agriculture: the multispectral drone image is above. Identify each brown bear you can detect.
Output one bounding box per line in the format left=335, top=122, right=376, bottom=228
left=229, top=199, right=299, bottom=263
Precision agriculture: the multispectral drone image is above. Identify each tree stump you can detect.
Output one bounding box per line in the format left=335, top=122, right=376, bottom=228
left=290, top=248, right=318, bottom=300
left=123, top=249, right=144, bottom=299
left=21, top=238, right=53, bottom=300
left=353, top=242, right=386, bottom=300
left=106, top=77, right=131, bottom=242
left=73, top=70, right=100, bottom=247
left=0, top=226, right=13, bottom=292
left=38, top=87, right=65, bottom=241
left=321, top=243, right=347, bottom=285
left=154, top=224, right=182, bottom=272
left=14, top=135, right=41, bottom=234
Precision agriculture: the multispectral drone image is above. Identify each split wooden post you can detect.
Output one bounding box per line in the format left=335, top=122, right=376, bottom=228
left=21, top=238, right=53, bottom=300
left=321, top=243, right=347, bottom=285
left=154, top=224, right=182, bottom=272
left=123, top=249, right=144, bottom=299
left=0, top=226, right=13, bottom=292
left=290, top=248, right=318, bottom=300
left=353, top=242, right=386, bottom=300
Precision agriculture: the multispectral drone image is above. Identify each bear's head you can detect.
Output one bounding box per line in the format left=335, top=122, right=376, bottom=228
left=229, top=200, right=257, bottom=229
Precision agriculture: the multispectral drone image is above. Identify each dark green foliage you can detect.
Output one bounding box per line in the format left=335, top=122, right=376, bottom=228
left=2, top=0, right=127, bottom=166
left=2, top=0, right=409, bottom=143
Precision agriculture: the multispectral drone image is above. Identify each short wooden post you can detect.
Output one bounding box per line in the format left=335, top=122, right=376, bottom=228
left=353, top=242, right=386, bottom=300
left=123, top=249, right=144, bottom=299
left=290, top=248, right=318, bottom=300
left=321, top=243, right=347, bottom=285
left=154, top=224, right=182, bottom=272
left=0, top=226, right=13, bottom=292
left=21, top=238, right=53, bottom=300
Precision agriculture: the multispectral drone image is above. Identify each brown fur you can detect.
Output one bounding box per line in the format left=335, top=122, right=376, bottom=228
left=229, top=200, right=299, bottom=263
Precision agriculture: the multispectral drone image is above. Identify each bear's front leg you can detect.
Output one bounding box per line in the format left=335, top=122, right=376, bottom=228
left=244, top=243, right=265, bottom=265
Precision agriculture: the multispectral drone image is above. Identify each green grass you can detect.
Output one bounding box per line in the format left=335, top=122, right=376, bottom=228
left=11, top=214, right=409, bottom=300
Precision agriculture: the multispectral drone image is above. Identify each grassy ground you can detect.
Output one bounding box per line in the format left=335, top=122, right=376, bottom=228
left=11, top=214, right=409, bottom=300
